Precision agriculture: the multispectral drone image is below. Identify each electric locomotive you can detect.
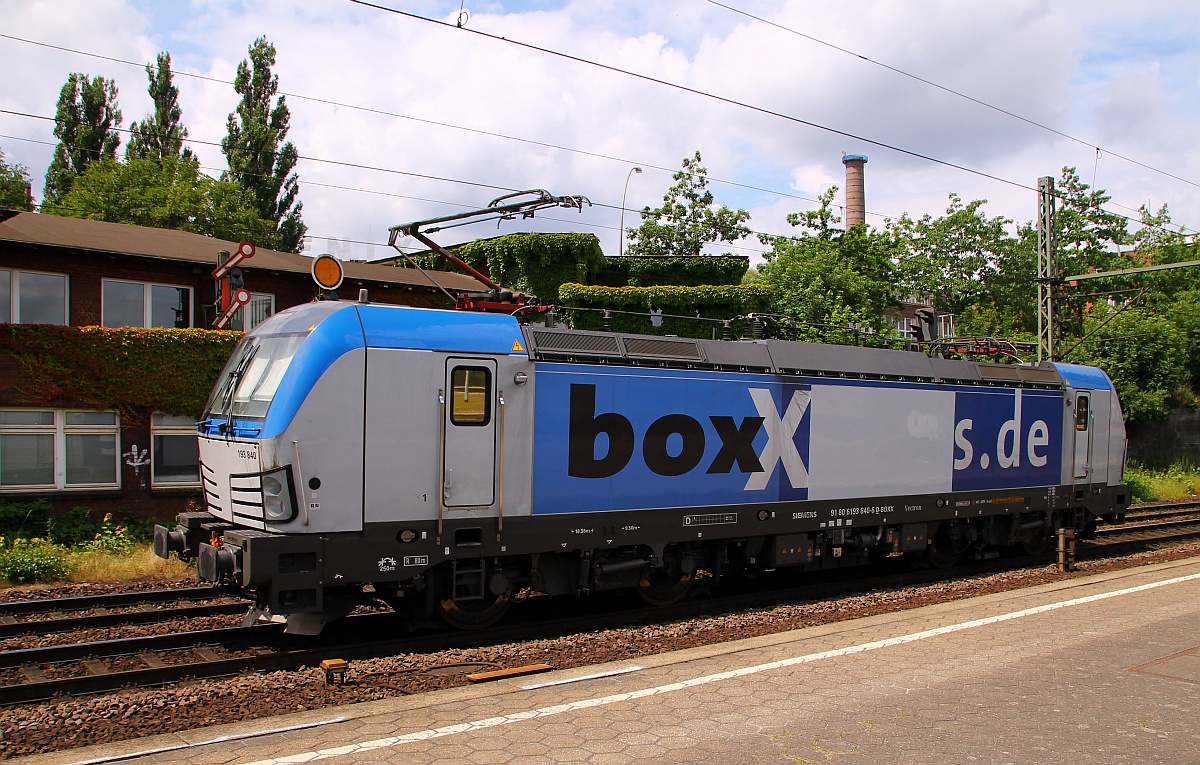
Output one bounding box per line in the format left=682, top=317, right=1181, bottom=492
left=156, top=298, right=1131, bottom=633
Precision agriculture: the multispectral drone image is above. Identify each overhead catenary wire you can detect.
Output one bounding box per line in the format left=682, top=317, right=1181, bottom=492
left=2, top=29, right=1185, bottom=236
left=0, top=32, right=832, bottom=214
left=0, top=118, right=778, bottom=256
left=703, top=0, right=1200, bottom=192
left=342, top=1, right=1198, bottom=239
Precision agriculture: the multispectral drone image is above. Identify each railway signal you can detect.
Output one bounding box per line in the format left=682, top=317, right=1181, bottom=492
left=212, top=241, right=255, bottom=330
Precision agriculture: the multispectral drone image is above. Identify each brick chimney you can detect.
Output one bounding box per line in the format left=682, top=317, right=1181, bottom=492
left=842, top=154, right=868, bottom=228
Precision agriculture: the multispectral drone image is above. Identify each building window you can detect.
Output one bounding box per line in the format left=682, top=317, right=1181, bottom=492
left=151, top=413, right=199, bottom=486
left=229, top=292, right=275, bottom=331
left=0, top=410, right=119, bottom=491
left=0, top=269, right=68, bottom=325
left=102, top=280, right=191, bottom=328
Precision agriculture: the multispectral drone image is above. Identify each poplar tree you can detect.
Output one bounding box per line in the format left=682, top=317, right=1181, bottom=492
left=43, top=73, right=122, bottom=205
left=127, top=52, right=193, bottom=162
left=221, top=36, right=305, bottom=253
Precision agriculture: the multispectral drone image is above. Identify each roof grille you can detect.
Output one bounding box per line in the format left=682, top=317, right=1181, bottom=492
left=530, top=330, right=623, bottom=356
left=622, top=336, right=705, bottom=360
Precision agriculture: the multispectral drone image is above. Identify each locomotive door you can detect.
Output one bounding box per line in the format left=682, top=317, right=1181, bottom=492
left=1072, top=392, right=1091, bottom=480
left=442, top=358, right=498, bottom=508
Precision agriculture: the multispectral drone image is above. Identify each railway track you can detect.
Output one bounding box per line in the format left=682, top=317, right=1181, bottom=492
left=0, top=586, right=245, bottom=639
left=4, top=515, right=1198, bottom=706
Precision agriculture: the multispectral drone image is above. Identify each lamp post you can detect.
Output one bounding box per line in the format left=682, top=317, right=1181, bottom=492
left=619, top=166, right=642, bottom=257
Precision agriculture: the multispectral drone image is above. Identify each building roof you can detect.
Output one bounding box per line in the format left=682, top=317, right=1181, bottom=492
left=0, top=211, right=484, bottom=293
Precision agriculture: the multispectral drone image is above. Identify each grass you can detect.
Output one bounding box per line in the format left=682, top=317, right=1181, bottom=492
left=1123, top=461, right=1200, bottom=504
left=66, top=544, right=192, bottom=583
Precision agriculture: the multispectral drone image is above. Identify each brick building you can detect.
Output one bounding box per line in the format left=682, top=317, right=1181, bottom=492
left=0, top=210, right=480, bottom=519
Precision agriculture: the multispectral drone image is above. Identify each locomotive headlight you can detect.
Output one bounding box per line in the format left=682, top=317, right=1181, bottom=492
left=260, top=468, right=297, bottom=523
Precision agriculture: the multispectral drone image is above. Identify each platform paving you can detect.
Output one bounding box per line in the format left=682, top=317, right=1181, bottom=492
left=19, top=556, right=1200, bottom=765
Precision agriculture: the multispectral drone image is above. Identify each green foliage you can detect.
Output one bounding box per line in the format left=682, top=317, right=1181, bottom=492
left=405, top=232, right=606, bottom=302
left=1068, top=308, right=1190, bottom=425
left=1123, top=470, right=1157, bottom=504
left=1123, top=460, right=1200, bottom=503
left=558, top=283, right=774, bottom=338
left=758, top=186, right=901, bottom=345
left=126, top=52, right=193, bottom=163
left=626, top=151, right=751, bottom=258
left=222, top=36, right=305, bottom=253
left=44, top=73, right=122, bottom=205
left=84, top=515, right=137, bottom=556
left=44, top=155, right=280, bottom=248
left=45, top=506, right=102, bottom=547
left=0, top=499, right=50, bottom=539
left=0, top=324, right=243, bottom=423
left=0, top=538, right=71, bottom=584
left=594, top=255, right=749, bottom=287
left=892, top=194, right=1014, bottom=319
left=0, top=147, right=34, bottom=210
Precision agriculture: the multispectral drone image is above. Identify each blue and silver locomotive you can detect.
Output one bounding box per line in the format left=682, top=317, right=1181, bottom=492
left=157, top=299, right=1130, bottom=633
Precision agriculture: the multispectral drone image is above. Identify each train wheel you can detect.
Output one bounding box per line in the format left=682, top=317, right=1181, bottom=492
left=636, top=548, right=695, bottom=606
left=1021, top=528, right=1054, bottom=556
left=434, top=589, right=512, bottom=630
left=431, top=564, right=513, bottom=630
left=926, top=525, right=963, bottom=569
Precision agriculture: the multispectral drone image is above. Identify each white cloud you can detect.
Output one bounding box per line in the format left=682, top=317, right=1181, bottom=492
left=2, top=0, right=1199, bottom=259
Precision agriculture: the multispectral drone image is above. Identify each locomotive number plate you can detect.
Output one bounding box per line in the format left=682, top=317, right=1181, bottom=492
left=683, top=513, right=737, bottom=526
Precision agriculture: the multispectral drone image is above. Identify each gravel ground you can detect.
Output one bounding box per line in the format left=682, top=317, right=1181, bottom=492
left=2, top=541, right=1199, bottom=759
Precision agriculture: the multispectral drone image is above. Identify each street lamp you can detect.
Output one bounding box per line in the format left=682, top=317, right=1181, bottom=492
left=619, top=166, right=642, bottom=257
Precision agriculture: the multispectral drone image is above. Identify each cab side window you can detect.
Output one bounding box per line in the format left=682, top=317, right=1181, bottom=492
left=450, top=367, right=491, bottom=426
left=1075, top=395, right=1089, bottom=431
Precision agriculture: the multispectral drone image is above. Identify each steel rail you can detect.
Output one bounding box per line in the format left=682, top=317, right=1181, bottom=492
left=3, top=518, right=1198, bottom=705
left=0, top=586, right=233, bottom=617
left=0, top=602, right=251, bottom=639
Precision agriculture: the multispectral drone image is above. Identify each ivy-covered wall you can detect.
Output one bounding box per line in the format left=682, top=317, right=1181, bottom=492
left=400, top=232, right=607, bottom=302
left=557, top=283, right=775, bottom=339
left=0, top=325, right=243, bottom=423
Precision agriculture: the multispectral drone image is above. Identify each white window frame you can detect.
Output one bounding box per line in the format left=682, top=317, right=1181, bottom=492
left=150, top=413, right=200, bottom=488
left=0, top=409, right=121, bottom=492
left=101, top=278, right=193, bottom=328
left=1, top=268, right=69, bottom=325
left=231, top=292, right=275, bottom=332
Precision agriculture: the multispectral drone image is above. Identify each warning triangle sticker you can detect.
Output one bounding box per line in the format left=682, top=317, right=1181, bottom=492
left=512, top=339, right=526, bottom=352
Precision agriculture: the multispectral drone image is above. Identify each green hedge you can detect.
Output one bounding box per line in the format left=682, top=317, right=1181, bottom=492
left=396, top=233, right=747, bottom=296
left=592, top=255, right=749, bottom=287
left=0, top=325, right=243, bottom=423
left=557, top=283, right=775, bottom=339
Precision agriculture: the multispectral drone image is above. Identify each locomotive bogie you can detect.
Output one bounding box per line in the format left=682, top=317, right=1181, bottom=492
left=158, top=301, right=1132, bottom=633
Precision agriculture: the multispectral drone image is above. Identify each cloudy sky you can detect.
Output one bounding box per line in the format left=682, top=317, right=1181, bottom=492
left=2, top=0, right=1198, bottom=265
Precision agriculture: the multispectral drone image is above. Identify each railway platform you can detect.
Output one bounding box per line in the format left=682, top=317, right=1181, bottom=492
left=20, top=555, right=1200, bottom=765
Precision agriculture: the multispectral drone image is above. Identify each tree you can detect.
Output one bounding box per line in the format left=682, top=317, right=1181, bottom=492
left=43, top=73, right=122, bottom=205
left=757, top=186, right=901, bottom=345
left=221, top=36, right=305, bottom=252
left=0, top=148, right=34, bottom=210
left=127, top=52, right=193, bottom=162
left=892, top=195, right=1014, bottom=319
left=46, top=155, right=279, bottom=247
left=1068, top=307, right=1190, bottom=425
left=625, top=151, right=750, bottom=258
